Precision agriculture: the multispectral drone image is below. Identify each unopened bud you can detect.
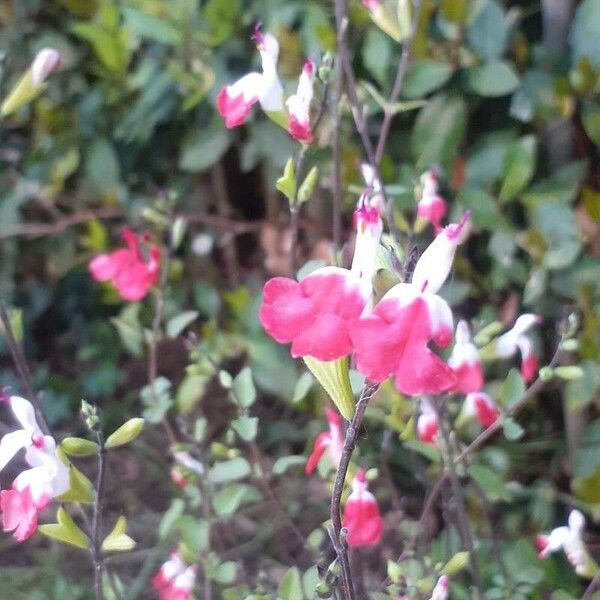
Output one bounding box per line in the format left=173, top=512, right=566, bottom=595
left=539, top=366, right=554, bottom=382
left=31, top=48, right=61, bottom=85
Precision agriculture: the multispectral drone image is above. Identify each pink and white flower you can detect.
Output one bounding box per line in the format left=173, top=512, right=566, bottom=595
left=0, top=396, right=69, bottom=542
left=259, top=193, right=383, bottom=361
left=31, top=48, right=61, bottom=86
left=349, top=213, right=471, bottom=395
left=286, top=59, right=315, bottom=143
left=89, top=229, right=161, bottom=302
left=496, top=314, right=542, bottom=383
left=417, top=169, right=447, bottom=234
left=448, top=320, right=484, bottom=393
left=417, top=401, right=440, bottom=445
left=305, top=408, right=344, bottom=475
left=429, top=575, right=450, bottom=600
left=342, top=470, right=384, bottom=547
left=463, top=392, right=500, bottom=428
left=536, top=510, right=592, bottom=576
left=217, top=25, right=284, bottom=129
left=153, top=550, right=197, bottom=600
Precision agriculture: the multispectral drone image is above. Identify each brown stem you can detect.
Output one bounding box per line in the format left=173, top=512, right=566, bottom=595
left=330, top=382, right=379, bottom=600
left=581, top=570, right=600, bottom=600
left=331, top=61, right=343, bottom=253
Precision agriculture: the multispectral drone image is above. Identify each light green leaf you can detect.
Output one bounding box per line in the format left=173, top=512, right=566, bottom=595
left=276, top=158, right=297, bottom=202
left=402, top=59, right=454, bottom=99
left=292, top=372, right=314, bottom=403
left=468, top=464, right=511, bottom=502
left=278, top=567, right=303, bottom=600
left=442, top=551, right=470, bottom=575
left=231, top=416, right=258, bottom=441
left=105, top=418, right=145, bottom=449
left=501, top=369, right=525, bottom=408
left=61, top=437, right=99, bottom=457
left=502, top=417, right=525, bottom=441
left=498, top=135, right=536, bottom=201
left=467, top=61, right=519, bottom=97
left=179, top=120, right=231, bottom=172
left=102, top=516, right=136, bottom=552
left=208, top=457, right=251, bottom=484
left=467, top=0, right=508, bottom=60
left=123, top=8, right=182, bottom=46
left=272, top=455, right=307, bottom=475
left=85, top=138, right=121, bottom=198
left=212, top=484, right=250, bottom=516
left=231, top=367, right=257, bottom=408
left=582, top=101, right=600, bottom=145
left=214, top=561, right=237, bottom=585
left=57, top=464, right=95, bottom=504
left=166, top=311, right=199, bottom=338
left=569, top=0, right=600, bottom=66
left=159, top=498, right=185, bottom=539
left=298, top=166, right=319, bottom=205
left=39, top=507, right=90, bottom=549
left=111, top=303, right=143, bottom=357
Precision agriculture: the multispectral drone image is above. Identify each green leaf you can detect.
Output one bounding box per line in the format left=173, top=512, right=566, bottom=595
left=231, top=367, right=257, bottom=408
left=276, top=158, right=297, bottom=202
left=498, top=135, right=537, bottom=202
left=412, top=94, right=467, bottom=172
left=403, top=440, right=441, bottom=463
left=123, top=8, right=182, bottom=46
left=298, top=166, right=319, bottom=205
left=105, top=418, right=145, bottom=449
left=179, top=119, right=231, bottom=172
left=166, top=311, right=199, bottom=338
left=292, top=372, right=314, bottom=403
left=159, top=498, right=185, bottom=539
left=39, top=507, right=90, bottom=549
left=85, top=138, right=121, bottom=198
left=214, top=561, right=237, bottom=585
left=575, top=420, right=600, bottom=478
left=582, top=101, right=600, bottom=145
left=61, top=437, right=99, bottom=457
left=57, top=464, right=95, bottom=504
left=457, top=186, right=500, bottom=230
left=442, top=551, right=470, bottom=575
left=468, top=464, right=511, bottom=502
left=502, top=417, right=525, bottom=441
left=71, top=21, right=129, bottom=74
left=212, top=484, right=250, bottom=516
left=208, top=457, right=251, bottom=484
left=402, top=59, right=454, bottom=99
left=501, top=369, right=525, bottom=408
left=303, top=356, right=355, bottom=420
left=362, top=28, right=393, bottom=86
left=110, top=303, right=143, bottom=357
left=272, top=455, right=307, bottom=475
left=102, top=516, right=136, bottom=552
left=569, top=0, right=600, bottom=66
left=231, top=416, right=258, bottom=441
left=467, top=0, right=508, bottom=60
left=467, top=61, right=519, bottom=97
left=278, top=567, right=303, bottom=600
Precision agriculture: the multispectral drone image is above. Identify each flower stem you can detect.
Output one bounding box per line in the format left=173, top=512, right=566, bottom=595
left=92, top=430, right=107, bottom=600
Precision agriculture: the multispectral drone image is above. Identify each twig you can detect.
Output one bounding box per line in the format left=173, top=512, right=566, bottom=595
left=331, top=61, right=343, bottom=253
left=330, top=382, right=379, bottom=600
left=374, top=1, right=423, bottom=164
left=432, top=397, right=484, bottom=597
left=0, top=296, right=50, bottom=435
left=91, top=430, right=108, bottom=600
left=581, top=569, right=600, bottom=600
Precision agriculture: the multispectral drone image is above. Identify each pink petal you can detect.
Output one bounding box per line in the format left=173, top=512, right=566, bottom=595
left=290, top=313, right=354, bottom=361
left=521, top=354, right=538, bottom=383
left=473, top=394, right=500, bottom=428
left=451, top=362, right=484, bottom=394
left=217, top=87, right=258, bottom=128
left=0, top=486, right=40, bottom=542
left=88, top=254, right=116, bottom=282
left=305, top=432, right=331, bottom=475
left=288, top=116, right=313, bottom=143
left=417, top=194, right=447, bottom=233
left=343, top=495, right=384, bottom=547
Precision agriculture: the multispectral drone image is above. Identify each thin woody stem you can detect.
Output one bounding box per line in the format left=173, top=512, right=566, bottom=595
left=330, top=382, right=379, bottom=600
left=92, top=429, right=107, bottom=600
left=581, top=569, right=600, bottom=600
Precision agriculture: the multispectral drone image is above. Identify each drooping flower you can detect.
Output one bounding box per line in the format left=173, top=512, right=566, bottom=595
left=429, top=575, right=450, bottom=600
left=350, top=213, right=471, bottom=395
left=448, top=320, right=484, bottom=393
left=536, top=510, right=594, bottom=577
left=417, top=401, right=440, bottom=445
left=417, top=169, right=447, bottom=234
left=496, top=314, right=542, bottom=383
left=153, top=550, right=197, bottom=600
left=217, top=25, right=284, bottom=129
left=342, top=470, right=384, bottom=548
left=259, top=192, right=383, bottom=361
left=0, top=396, right=69, bottom=541
left=31, top=48, right=61, bottom=86
left=305, top=408, right=344, bottom=475
left=286, top=59, right=315, bottom=143
left=89, top=229, right=161, bottom=302
left=463, top=392, right=500, bottom=428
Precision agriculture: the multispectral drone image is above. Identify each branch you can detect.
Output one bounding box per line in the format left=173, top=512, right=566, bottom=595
left=581, top=570, right=600, bottom=600
left=330, top=382, right=379, bottom=600
left=91, top=430, right=107, bottom=600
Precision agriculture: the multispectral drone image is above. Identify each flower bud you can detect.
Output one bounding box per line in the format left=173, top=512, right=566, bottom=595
left=31, top=48, right=61, bottom=85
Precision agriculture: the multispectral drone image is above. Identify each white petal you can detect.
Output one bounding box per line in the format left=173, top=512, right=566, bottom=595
left=10, top=396, right=40, bottom=433
left=228, top=72, right=263, bottom=102
left=547, top=526, right=570, bottom=552
left=568, top=509, right=585, bottom=534
left=423, top=293, right=454, bottom=342
left=14, top=465, right=53, bottom=505
left=258, top=72, right=284, bottom=112
left=0, top=429, right=30, bottom=471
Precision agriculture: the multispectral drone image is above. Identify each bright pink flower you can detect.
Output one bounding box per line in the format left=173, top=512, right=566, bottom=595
left=429, top=575, right=450, bottom=600
left=417, top=169, right=447, bottom=234
left=153, top=550, right=196, bottom=600
left=0, top=485, right=48, bottom=542
left=217, top=25, right=283, bottom=128
left=342, top=470, right=383, bottom=548
left=287, top=59, right=315, bottom=143
left=463, top=392, right=499, bottom=428
left=496, top=314, right=542, bottom=383
left=417, top=407, right=439, bottom=445
left=350, top=213, right=471, bottom=395
left=31, top=48, right=61, bottom=86
left=305, top=408, right=344, bottom=475
left=89, top=229, right=160, bottom=302
left=448, top=320, right=484, bottom=393
left=259, top=194, right=383, bottom=361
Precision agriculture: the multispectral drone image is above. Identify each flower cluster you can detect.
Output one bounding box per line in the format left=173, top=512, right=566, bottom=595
left=217, top=25, right=316, bottom=143
left=0, top=396, right=69, bottom=542
left=153, top=549, right=197, bottom=600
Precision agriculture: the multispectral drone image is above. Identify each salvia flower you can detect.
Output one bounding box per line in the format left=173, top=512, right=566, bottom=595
left=259, top=193, right=383, bottom=361
left=31, top=48, right=61, bottom=86
left=0, top=396, right=69, bottom=542
left=342, top=470, right=384, bottom=547
left=429, top=575, right=450, bottom=600
left=153, top=549, right=197, bottom=600
left=536, top=510, right=594, bottom=577
left=217, top=25, right=284, bottom=128
left=496, top=314, right=542, bottom=383
left=448, top=320, right=484, bottom=393
left=88, top=229, right=161, bottom=302
left=350, top=213, right=471, bottom=395
left=286, top=59, right=315, bottom=143
left=417, top=401, right=440, bottom=445
left=305, top=408, right=344, bottom=475
left=463, top=392, right=500, bottom=428
left=417, top=169, right=447, bottom=234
